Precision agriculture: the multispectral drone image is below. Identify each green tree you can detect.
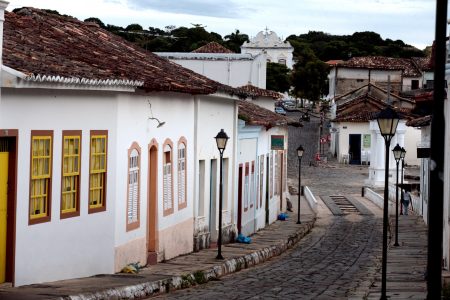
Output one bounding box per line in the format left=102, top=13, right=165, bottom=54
left=291, top=59, right=329, bottom=102
left=84, top=17, right=105, bottom=29
left=266, top=62, right=291, bottom=93
left=126, top=23, right=143, bottom=31
left=224, top=29, right=249, bottom=53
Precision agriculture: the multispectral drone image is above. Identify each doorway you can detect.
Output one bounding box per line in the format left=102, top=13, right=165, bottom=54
left=147, top=141, right=158, bottom=265
left=209, top=159, right=218, bottom=241
left=349, top=134, right=361, bottom=165
left=265, top=156, right=269, bottom=225
left=237, top=164, right=243, bottom=233
left=0, top=133, right=17, bottom=285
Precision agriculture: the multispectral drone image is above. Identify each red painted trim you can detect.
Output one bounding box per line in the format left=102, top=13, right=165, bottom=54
left=0, top=129, right=18, bottom=286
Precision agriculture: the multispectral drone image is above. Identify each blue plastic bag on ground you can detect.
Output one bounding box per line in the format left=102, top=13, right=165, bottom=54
left=277, top=212, right=288, bottom=221
left=236, top=233, right=251, bottom=244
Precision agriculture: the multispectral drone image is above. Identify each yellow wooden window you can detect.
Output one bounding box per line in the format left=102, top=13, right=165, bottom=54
left=30, top=136, right=52, bottom=220
left=89, top=135, right=107, bottom=209
left=62, top=135, right=80, bottom=214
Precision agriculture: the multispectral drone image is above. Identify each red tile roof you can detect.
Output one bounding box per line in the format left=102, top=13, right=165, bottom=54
left=192, top=42, right=234, bottom=54
left=406, top=115, right=431, bottom=127
left=334, top=84, right=415, bottom=122
left=237, top=100, right=301, bottom=128
left=236, top=84, right=283, bottom=100
left=325, top=60, right=344, bottom=66
left=337, top=56, right=422, bottom=77
left=3, top=8, right=231, bottom=95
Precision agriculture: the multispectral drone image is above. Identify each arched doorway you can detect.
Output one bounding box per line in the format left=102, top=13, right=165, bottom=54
left=147, top=140, right=158, bottom=265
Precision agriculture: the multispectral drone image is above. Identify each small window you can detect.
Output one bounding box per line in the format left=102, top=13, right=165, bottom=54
left=177, top=139, right=187, bottom=210
left=269, top=153, right=273, bottom=198
left=244, top=162, right=249, bottom=211
left=29, top=131, right=53, bottom=224
left=278, top=59, right=286, bottom=65
left=89, top=131, right=107, bottom=213
left=411, top=80, right=419, bottom=90
left=250, top=161, right=255, bottom=208
left=61, top=131, right=81, bottom=219
left=127, top=143, right=140, bottom=231
left=163, top=140, right=174, bottom=216
left=259, top=155, right=264, bottom=208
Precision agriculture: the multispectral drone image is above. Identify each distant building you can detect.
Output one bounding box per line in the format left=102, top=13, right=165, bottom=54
left=156, top=42, right=267, bottom=89
left=241, top=28, right=294, bottom=69
left=327, top=56, right=433, bottom=100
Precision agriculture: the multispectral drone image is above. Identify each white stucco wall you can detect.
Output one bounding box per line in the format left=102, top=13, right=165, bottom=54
left=194, top=94, right=236, bottom=242
left=0, top=88, right=117, bottom=286
left=113, top=93, right=196, bottom=266
left=157, top=53, right=267, bottom=89
left=404, top=126, right=421, bottom=166
left=249, top=97, right=276, bottom=111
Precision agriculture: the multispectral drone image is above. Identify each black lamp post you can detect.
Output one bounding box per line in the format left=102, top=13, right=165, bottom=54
left=376, top=106, right=400, bottom=300
left=392, top=144, right=402, bottom=247
left=400, top=147, right=406, bottom=215
left=215, top=129, right=229, bottom=260
left=297, top=145, right=304, bottom=224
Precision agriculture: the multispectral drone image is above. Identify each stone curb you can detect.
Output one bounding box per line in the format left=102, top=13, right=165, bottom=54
left=62, top=219, right=315, bottom=300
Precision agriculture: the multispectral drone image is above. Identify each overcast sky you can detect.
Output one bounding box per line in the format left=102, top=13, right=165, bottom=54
left=7, top=0, right=439, bottom=50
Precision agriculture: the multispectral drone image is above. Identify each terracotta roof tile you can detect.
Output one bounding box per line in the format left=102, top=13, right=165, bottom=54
left=3, top=8, right=228, bottom=95
left=236, top=84, right=283, bottom=100
left=406, top=115, right=431, bottom=127
left=192, top=42, right=234, bottom=54
left=237, top=100, right=301, bottom=128
left=337, top=56, right=422, bottom=77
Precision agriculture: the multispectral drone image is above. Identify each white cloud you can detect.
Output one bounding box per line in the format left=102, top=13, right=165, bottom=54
left=6, top=0, right=438, bottom=48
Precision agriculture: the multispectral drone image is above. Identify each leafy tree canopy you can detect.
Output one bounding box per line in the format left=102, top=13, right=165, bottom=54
left=266, top=62, right=291, bottom=93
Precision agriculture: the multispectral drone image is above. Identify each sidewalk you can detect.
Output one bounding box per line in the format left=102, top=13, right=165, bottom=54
left=365, top=214, right=428, bottom=299
left=346, top=203, right=428, bottom=299
left=0, top=197, right=315, bottom=300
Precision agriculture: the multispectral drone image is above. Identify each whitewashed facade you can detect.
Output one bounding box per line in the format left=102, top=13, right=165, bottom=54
left=156, top=52, right=267, bottom=89
left=241, top=29, right=294, bottom=69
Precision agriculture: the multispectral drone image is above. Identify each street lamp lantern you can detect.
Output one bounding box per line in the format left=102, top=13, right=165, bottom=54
left=297, top=145, right=304, bottom=224
left=392, top=144, right=402, bottom=247
left=297, top=145, right=304, bottom=158
left=400, top=147, right=406, bottom=159
left=215, top=129, right=229, bottom=153
left=393, top=144, right=402, bottom=161
left=214, top=129, right=229, bottom=260
left=377, top=106, right=400, bottom=141
left=376, top=105, right=400, bottom=300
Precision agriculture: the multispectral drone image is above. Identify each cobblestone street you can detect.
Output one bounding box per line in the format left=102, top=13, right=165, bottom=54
left=150, top=116, right=386, bottom=299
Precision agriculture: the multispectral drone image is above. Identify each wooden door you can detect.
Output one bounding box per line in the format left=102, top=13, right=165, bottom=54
left=0, top=148, right=8, bottom=283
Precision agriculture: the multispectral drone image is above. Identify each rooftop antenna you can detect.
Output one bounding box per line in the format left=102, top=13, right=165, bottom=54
left=148, top=100, right=165, bottom=128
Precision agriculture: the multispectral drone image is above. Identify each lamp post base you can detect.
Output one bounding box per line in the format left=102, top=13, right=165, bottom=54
left=297, top=221, right=302, bottom=224
left=216, top=254, right=224, bottom=260
left=394, top=243, right=399, bottom=247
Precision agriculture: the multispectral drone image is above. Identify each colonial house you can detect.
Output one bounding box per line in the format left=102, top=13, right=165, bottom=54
left=241, top=28, right=294, bottom=69
left=236, top=99, right=299, bottom=235
left=329, top=83, right=420, bottom=187
left=0, top=6, right=250, bottom=286
left=156, top=42, right=267, bottom=89
left=327, top=56, right=432, bottom=99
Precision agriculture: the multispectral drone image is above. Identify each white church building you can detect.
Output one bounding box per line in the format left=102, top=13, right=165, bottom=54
left=241, top=28, right=294, bottom=69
